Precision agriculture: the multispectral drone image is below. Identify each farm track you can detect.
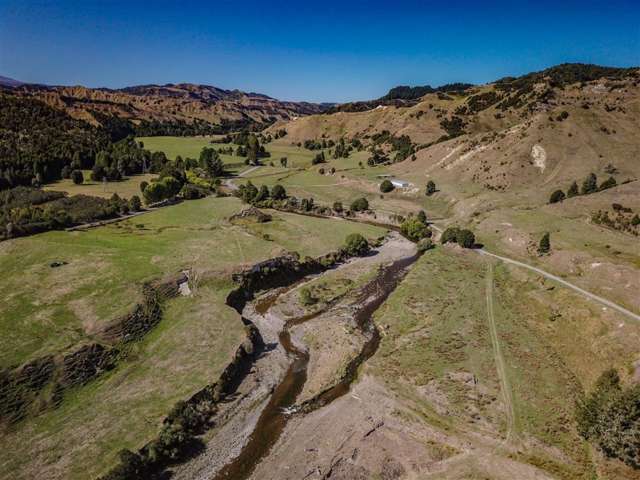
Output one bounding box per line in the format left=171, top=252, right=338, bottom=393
left=485, top=262, right=517, bottom=446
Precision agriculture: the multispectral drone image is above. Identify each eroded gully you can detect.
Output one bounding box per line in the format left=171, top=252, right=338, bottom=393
left=212, top=245, right=420, bottom=480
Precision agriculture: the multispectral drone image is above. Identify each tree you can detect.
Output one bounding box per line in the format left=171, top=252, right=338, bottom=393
left=456, top=229, right=475, bottom=248
left=129, top=195, right=142, bottom=211
left=253, top=185, right=270, bottom=203
left=380, top=179, right=394, bottom=193
left=143, top=182, right=166, bottom=204
left=401, top=217, right=432, bottom=242
left=426, top=180, right=436, bottom=196
left=333, top=201, right=343, bottom=213
left=271, top=184, right=286, bottom=200
left=280, top=157, right=288, bottom=168
left=71, top=170, right=84, bottom=185
left=567, top=181, right=579, bottom=197
left=199, top=148, right=224, bottom=177
left=632, top=214, right=640, bottom=226
left=549, top=189, right=566, bottom=204
left=441, top=227, right=460, bottom=244
left=140, top=181, right=149, bottom=194
left=599, top=176, right=617, bottom=191
left=350, top=197, right=369, bottom=212
left=581, top=173, right=598, bottom=195
left=343, top=233, right=370, bottom=256
left=538, top=232, right=551, bottom=254
left=311, top=152, right=326, bottom=165
left=91, top=164, right=106, bottom=182
left=417, top=210, right=427, bottom=223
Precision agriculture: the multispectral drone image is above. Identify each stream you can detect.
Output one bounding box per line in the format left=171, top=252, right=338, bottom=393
left=212, top=251, right=420, bottom=480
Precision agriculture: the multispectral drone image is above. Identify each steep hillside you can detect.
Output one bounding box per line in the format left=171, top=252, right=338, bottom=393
left=271, top=64, right=639, bottom=198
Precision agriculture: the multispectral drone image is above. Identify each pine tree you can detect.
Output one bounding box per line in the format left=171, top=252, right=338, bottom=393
left=581, top=173, right=598, bottom=195
left=538, top=232, right=551, bottom=254
left=567, top=181, right=579, bottom=197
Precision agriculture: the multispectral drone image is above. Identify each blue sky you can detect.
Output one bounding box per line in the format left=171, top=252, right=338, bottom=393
left=1, top=1, right=638, bottom=102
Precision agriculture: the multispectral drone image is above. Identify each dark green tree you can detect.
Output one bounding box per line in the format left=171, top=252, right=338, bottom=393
left=343, top=233, right=370, bottom=256
left=271, top=184, right=286, bottom=200
left=538, top=232, right=551, bottom=254
left=199, top=148, right=225, bottom=177
left=599, top=176, right=617, bottom=191
left=456, top=229, right=475, bottom=248
left=380, top=179, right=394, bottom=193
left=426, top=180, right=436, bottom=196
left=581, top=173, right=598, bottom=195
left=549, top=189, right=566, bottom=204
left=350, top=197, right=369, bottom=212
left=71, top=170, right=84, bottom=185
left=567, top=181, right=579, bottom=197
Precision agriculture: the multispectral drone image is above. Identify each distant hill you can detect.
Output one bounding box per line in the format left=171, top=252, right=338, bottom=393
left=271, top=62, right=639, bottom=199
left=0, top=75, right=24, bottom=88
left=5, top=81, right=329, bottom=135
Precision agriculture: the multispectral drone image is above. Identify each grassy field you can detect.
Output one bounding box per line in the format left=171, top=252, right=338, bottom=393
left=0, top=195, right=386, bottom=480
left=368, top=246, right=640, bottom=479
left=43, top=171, right=156, bottom=199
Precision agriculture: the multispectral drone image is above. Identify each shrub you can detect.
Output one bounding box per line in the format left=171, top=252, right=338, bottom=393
left=416, top=238, right=434, bottom=252
left=299, top=288, right=317, bottom=306
left=425, top=180, right=436, bottom=196
left=380, top=179, right=394, bottom=193
left=549, top=189, right=565, bottom=204
left=181, top=184, right=205, bottom=200
left=139, top=181, right=148, bottom=194
left=343, top=233, right=370, bottom=256
left=333, top=201, right=343, bottom=213
left=71, top=170, right=84, bottom=185
left=350, top=197, right=369, bottom=212
left=538, top=232, right=550, bottom=254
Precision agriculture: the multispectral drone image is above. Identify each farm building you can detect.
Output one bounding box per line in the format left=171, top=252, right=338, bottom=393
left=391, top=179, right=410, bottom=188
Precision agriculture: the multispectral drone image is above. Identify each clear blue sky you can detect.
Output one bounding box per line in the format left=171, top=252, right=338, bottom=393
left=1, top=0, right=638, bottom=102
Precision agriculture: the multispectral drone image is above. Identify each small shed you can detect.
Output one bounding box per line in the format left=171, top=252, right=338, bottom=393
left=391, top=179, right=409, bottom=188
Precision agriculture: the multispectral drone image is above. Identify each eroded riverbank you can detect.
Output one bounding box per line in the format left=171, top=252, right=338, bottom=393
left=170, top=232, right=417, bottom=480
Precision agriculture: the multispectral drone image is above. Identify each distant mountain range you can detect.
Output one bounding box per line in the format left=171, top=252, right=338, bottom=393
left=0, top=78, right=330, bottom=132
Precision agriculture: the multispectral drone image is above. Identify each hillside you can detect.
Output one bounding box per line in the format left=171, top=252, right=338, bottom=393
left=2, top=81, right=327, bottom=134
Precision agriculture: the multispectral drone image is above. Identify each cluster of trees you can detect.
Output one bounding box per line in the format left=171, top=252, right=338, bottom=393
left=575, top=368, right=640, bottom=469
left=0, top=93, right=109, bottom=189
left=0, top=186, right=140, bottom=240
left=592, top=204, right=640, bottom=236
left=441, top=227, right=476, bottom=248
left=233, top=132, right=270, bottom=165
left=455, top=91, right=502, bottom=115
left=236, top=181, right=287, bottom=206
left=369, top=130, right=415, bottom=163
left=549, top=172, right=618, bottom=204
left=135, top=118, right=250, bottom=137
left=381, top=83, right=474, bottom=101
left=439, top=116, right=467, bottom=140
left=400, top=211, right=432, bottom=242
